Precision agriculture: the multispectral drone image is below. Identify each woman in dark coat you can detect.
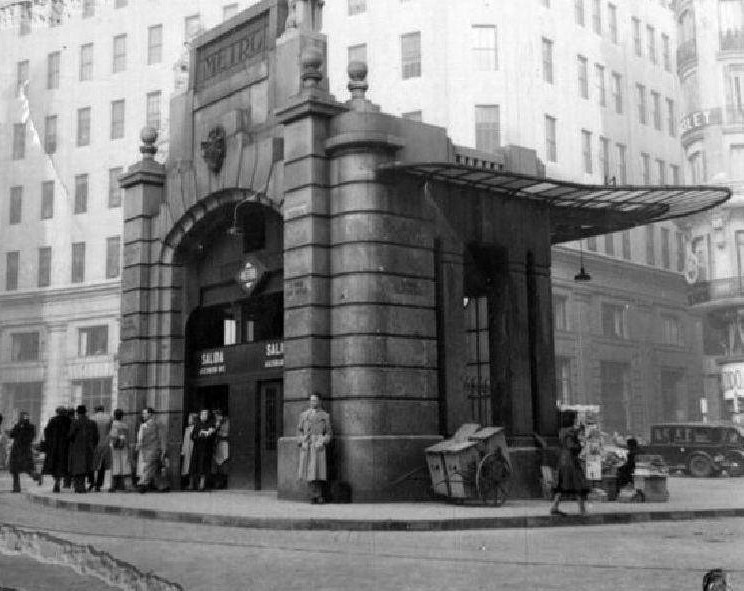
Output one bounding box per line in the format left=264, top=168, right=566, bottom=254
left=189, top=409, right=216, bottom=491
left=68, top=405, right=99, bottom=493
left=9, top=412, right=41, bottom=493
left=550, top=409, right=589, bottom=516
left=42, top=406, right=71, bottom=493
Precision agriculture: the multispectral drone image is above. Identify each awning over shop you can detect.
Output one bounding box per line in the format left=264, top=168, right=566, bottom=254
left=378, top=162, right=731, bottom=244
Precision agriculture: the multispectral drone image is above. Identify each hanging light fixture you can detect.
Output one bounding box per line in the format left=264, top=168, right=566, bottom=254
left=574, top=236, right=592, bottom=282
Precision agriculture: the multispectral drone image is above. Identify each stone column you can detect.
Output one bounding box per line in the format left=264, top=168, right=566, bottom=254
left=43, top=322, right=68, bottom=422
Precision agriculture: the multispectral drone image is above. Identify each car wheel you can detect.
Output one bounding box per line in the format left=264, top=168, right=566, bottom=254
left=688, top=454, right=713, bottom=478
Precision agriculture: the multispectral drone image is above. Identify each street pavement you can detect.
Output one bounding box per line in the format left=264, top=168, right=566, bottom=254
left=2, top=474, right=744, bottom=590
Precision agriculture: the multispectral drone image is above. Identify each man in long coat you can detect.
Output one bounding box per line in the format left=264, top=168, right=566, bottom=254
left=135, top=407, right=164, bottom=493
left=68, top=405, right=99, bottom=493
left=297, top=393, right=332, bottom=503
left=91, top=405, right=112, bottom=492
left=108, top=408, right=130, bottom=492
left=42, top=406, right=71, bottom=493
left=9, top=411, right=41, bottom=492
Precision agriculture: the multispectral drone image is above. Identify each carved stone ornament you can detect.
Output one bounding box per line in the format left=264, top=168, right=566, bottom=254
left=201, top=126, right=226, bottom=173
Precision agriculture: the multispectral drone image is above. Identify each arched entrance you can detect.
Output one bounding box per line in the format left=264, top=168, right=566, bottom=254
left=175, top=195, right=284, bottom=489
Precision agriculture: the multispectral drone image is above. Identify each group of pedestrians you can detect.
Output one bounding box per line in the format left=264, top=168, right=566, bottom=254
left=180, top=408, right=230, bottom=491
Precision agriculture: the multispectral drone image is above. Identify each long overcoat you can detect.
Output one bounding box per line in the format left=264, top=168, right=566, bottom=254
left=42, top=414, right=71, bottom=477
left=68, top=417, right=99, bottom=476
left=92, top=412, right=113, bottom=470
left=9, top=421, right=35, bottom=474
left=190, top=418, right=216, bottom=476
left=555, top=426, right=589, bottom=495
left=135, top=419, right=163, bottom=480
left=108, top=419, right=131, bottom=476
left=297, top=409, right=332, bottom=482
left=180, top=424, right=194, bottom=476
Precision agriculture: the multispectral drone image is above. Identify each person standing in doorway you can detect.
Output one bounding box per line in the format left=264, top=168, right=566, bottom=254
left=213, top=409, right=230, bottom=489
left=297, top=393, right=332, bottom=504
left=42, top=407, right=71, bottom=493
left=68, top=405, right=99, bottom=493
left=108, top=409, right=130, bottom=492
left=180, top=413, right=196, bottom=489
left=135, top=407, right=164, bottom=493
left=91, top=405, right=112, bottom=492
left=190, top=409, right=216, bottom=491
left=550, top=409, right=589, bottom=516
left=9, top=412, right=41, bottom=492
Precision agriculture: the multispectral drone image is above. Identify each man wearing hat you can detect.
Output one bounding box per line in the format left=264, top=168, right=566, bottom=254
left=68, top=405, right=99, bottom=493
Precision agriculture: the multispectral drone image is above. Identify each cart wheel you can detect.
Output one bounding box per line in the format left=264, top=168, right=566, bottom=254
left=476, top=451, right=511, bottom=506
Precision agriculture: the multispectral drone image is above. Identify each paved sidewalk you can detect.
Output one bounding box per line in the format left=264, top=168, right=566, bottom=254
left=9, top=474, right=744, bottom=530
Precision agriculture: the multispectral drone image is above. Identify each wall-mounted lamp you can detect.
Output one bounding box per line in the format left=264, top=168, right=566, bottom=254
left=574, top=238, right=592, bottom=282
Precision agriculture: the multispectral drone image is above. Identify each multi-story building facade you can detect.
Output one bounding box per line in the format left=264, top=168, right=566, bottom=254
left=677, top=0, right=744, bottom=423
left=0, top=0, right=707, bottom=440
left=324, top=0, right=701, bottom=437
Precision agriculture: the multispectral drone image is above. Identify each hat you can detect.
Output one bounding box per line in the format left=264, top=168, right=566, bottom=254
left=76, top=404, right=87, bottom=415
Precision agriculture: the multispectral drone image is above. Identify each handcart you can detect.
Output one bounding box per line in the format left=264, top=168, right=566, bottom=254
left=425, top=424, right=512, bottom=506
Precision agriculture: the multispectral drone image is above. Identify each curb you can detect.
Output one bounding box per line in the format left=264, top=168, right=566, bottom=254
left=26, top=493, right=744, bottom=531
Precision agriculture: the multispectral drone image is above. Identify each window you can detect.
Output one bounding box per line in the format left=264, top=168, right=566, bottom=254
left=347, top=43, right=367, bottom=66
left=662, top=33, right=671, bottom=71
left=647, top=25, right=656, bottom=63
left=6, top=252, right=19, bottom=291
left=671, top=164, right=681, bottom=185
left=575, top=0, right=585, bottom=26
left=657, top=158, right=666, bottom=185
left=622, top=230, right=632, bottom=259
left=577, top=55, right=589, bottom=99
left=595, top=63, right=606, bottom=106
left=106, top=236, right=121, bottom=279
left=666, top=98, right=675, bottom=137
left=641, top=152, right=651, bottom=184
left=612, top=71, right=623, bottom=113
left=71, top=242, right=85, bottom=283
left=604, top=233, right=615, bottom=256
left=41, top=181, right=54, bottom=219
left=553, top=295, right=568, bottom=331
left=82, top=0, right=95, bottom=18
left=632, top=17, right=642, bottom=56
left=475, top=105, right=500, bottom=153
left=592, top=0, right=601, bottom=33
left=472, top=25, right=497, bottom=71
left=401, top=32, right=421, bottom=79
left=599, top=136, right=610, bottom=181
left=145, top=91, right=161, bottom=130
left=147, top=25, right=163, bottom=65
left=16, top=60, right=29, bottom=97
left=608, top=3, right=618, bottom=43
left=74, top=378, right=113, bottom=411
left=113, top=34, right=127, bottom=73
left=555, top=357, right=573, bottom=406
left=223, top=4, right=239, bottom=21
left=661, top=227, right=671, bottom=269
left=402, top=111, right=422, bottom=121
left=108, top=167, right=123, bottom=208
left=601, top=303, right=626, bottom=338
left=19, top=3, right=31, bottom=35
left=80, top=43, right=93, bottom=81
left=587, top=236, right=597, bottom=251
left=542, top=38, right=554, bottom=84
left=9, top=186, right=22, bottom=225
left=77, top=107, right=91, bottom=147
left=348, top=0, right=367, bottom=15
left=731, top=144, right=744, bottom=179
left=13, top=123, right=26, bottom=160
left=661, top=315, right=684, bottom=346
left=74, top=174, right=88, bottom=214
left=646, top=224, right=656, bottom=265
left=636, top=83, right=647, bottom=124
left=115, top=0, right=127, bottom=7
left=47, top=51, right=60, bottom=89
left=651, top=91, right=661, bottom=130
left=676, top=232, right=685, bottom=272
left=48, top=1, right=63, bottom=27
left=78, top=326, right=108, bottom=356
left=581, top=129, right=593, bottom=173
left=616, top=143, right=627, bottom=184
left=44, top=115, right=57, bottom=154
left=690, top=151, right=706, bottom=184
left=11, top=332, right=40, bottom=361
left=1, top=383, right=43, bottom=435
left=545, top=115, right=557, bottom=162
left=184, top=14, right=202, bottom=42
left=38, top=247, right=51, bottom=287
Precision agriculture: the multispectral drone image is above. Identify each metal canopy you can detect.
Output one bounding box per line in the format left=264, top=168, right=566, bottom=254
left=378, top=162, right=731, bottom=244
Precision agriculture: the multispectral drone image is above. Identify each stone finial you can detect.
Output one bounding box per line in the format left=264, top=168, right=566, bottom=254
left=140, top=127, right=158, bottom=160
left=301, top=46, right=324, bottom=89
left=347, top=61, right=368, bottom=101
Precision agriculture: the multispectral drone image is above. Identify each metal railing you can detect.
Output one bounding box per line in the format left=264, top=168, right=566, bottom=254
left=676, top=39, right=697, bottom=71
left=689, top=277, right=744, bottom=306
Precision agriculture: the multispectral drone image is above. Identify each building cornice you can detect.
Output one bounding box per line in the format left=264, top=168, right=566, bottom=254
left=0, top=281, right=121, bottom=309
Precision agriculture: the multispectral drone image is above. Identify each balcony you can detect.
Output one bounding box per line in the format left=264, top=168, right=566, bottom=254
left=720, top=29, right=744, bottom=52
left=689, top=278, right=744, bottom=306
left=676, top=39, right=697, bottom=73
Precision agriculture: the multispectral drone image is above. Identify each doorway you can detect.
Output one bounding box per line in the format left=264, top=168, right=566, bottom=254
left=257, top=380, right=283, bottom=489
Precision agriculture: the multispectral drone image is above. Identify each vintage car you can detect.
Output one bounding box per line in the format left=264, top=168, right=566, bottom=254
left=641, top=422, right=744, bottom=477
